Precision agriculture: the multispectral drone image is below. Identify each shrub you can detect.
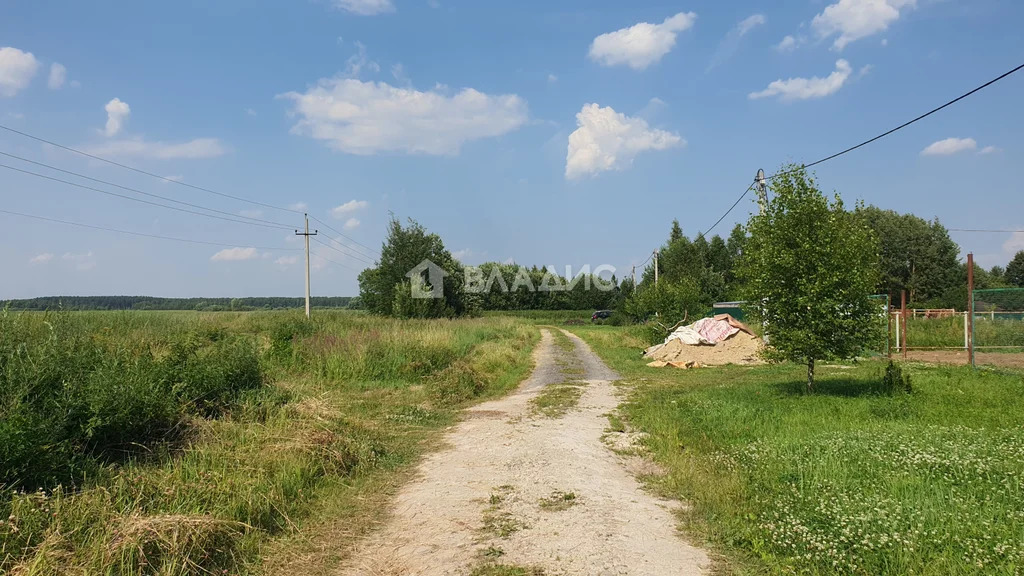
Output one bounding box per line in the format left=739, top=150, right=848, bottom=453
left=881, top=361, right=912, bottom=395
left=427, top=361, right=485, bottom=406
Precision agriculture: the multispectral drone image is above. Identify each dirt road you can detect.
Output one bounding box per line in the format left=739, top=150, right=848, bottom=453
left=338, top=328, right=709, bottom=575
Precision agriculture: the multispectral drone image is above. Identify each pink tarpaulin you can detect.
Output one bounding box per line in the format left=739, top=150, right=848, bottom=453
left=690, top=317, right=740, bottom=344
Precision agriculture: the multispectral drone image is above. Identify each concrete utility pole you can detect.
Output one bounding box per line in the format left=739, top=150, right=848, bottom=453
left=295, top=214, right=318, bottom=319
left=631, top=265, right=636, bottom=288
left=756, top=168, right=768, bottom=215
left=653, top=251, right=659, bottom=286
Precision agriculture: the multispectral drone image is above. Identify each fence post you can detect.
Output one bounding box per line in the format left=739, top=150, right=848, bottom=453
left=887, top=295, right=893, bottom=359
left=968, top=253, right=974, bottom=369
left=901, top=290, right=908, bottom=361
left=963, top=311, right=968, bottom=351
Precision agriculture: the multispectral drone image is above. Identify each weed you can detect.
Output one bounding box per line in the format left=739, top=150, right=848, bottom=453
left=529, top=385, right=584, bottom=418
left=538, top=491, right=577, bottom=511
left=470, top=564, right=546, bottom=576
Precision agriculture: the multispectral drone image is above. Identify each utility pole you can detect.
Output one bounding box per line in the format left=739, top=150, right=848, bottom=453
left=967, top=252, right=974, bottom=369
left=653, top=251, right=659, bottom=286
left=756, top=168, right=768, bottom=215
left=631, top=265, right=636, bottom=288
left=295, top=214, right=318, bottom=319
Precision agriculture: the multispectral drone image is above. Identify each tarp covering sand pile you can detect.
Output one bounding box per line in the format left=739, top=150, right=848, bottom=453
left=643, top=314, right=763, bottom=368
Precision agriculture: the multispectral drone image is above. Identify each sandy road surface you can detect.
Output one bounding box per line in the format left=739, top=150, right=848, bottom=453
left=338, top=328, right=709, bottom=576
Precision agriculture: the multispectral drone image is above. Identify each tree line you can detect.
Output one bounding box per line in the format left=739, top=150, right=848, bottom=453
left=2, top=296, right=356, bottom=311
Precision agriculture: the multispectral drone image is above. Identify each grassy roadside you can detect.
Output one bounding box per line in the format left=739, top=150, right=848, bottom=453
left=1, top=311, right=538, bottom=575
left=566, top=324, right=1024, bottom=575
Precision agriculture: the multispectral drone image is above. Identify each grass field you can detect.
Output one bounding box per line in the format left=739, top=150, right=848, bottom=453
left=0, top=310, right=537, bottom=575
left=567, top=324, right=1024, bottom=575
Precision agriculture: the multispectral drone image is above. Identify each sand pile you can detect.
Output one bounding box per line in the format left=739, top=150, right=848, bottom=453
left=643, top=333, right=763, bottom=368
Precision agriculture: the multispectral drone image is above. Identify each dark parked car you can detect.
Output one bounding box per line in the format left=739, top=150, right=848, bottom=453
left=591, top=310, right=613, bottom=321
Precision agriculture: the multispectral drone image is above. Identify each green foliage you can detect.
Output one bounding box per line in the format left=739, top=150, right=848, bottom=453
left=358, top=216, right=470, bottom=318
left=739, top=165, right=881, bottom=390
left=466, top=262, right=621, bottom=311
left=1007, top=250, right=1024, bottom=287
left=880, top=361, right=912, bottom=394
left=620, top=279, right=707, bottom=327
left=0, top=296, right=353, bottom=311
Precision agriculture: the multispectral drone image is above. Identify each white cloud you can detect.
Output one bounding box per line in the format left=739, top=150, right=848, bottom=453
left=920, top=137, right=977, bottom=156
left=0, top=47, right=40, bottom=97
left=332, top=0, right=394, bottom=15
left=29, top=252, right=53, bottom=265
left=288, top=202, right=308, bottom=211
left=343, top=41, right=380, bottom=77
left=332, top=199, right=368, bottom=218
left=979, top=145, right=1000, bottom=155
left=62, top=251, right=96, bottom=271
left=104, top=98, right=131, bottom=137
left=210, top=247, right=260, bottom=262
left=547, top=73, right=558, bottom=83
left=344, top=217, right=361, bottom=230
left=275, top=255, right=299, bottom=267
left=565, top=103, right=683, bottom=180
left=738, top=14, right=766, bottom=36
left=281, top=78, right=528, bottom=155
left=749, top=59, right=853, bottom=101
left=776, top=35, right=798, bottom=52
left=84, top=137, right=226, bottom=160
left=588, top=12, right=697, bottom=70
left=812, top=0, right=916, bottom=50
left=47, top=63, right=66, bottom=90
left=1004, top=232, right=1024, bottom=255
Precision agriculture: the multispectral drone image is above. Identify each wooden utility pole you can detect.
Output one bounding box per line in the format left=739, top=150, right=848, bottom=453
left=654, top=251, right=659, bottom=286
left=967, top=252, right=974, bottom=368
left=295, top=214, right=318, bottom=319
left=901, top=290, right=907, bottom=360
left=631, top=265, right=636, bottom=287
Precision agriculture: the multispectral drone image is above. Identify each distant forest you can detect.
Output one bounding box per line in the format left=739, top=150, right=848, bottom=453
left=2, top=296, right=357, bottom=311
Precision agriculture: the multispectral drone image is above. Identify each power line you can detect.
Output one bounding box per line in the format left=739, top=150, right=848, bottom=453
left=771, top=61, right=1024, bottom=179
left=311, top=236, right=376, bottom=266
left=0, top=208, right=302, bottom=251
left=0, top=163, right=294, bottom=231
left=309, top=215, right=379, bottom=257
left=0, top=150, right=299, bottom=230
left=703, top=60, right=1024, bottom=234
left=0, top=123, right=302, bottom=216
left=702, top=184, right=754, bottom=236
left=949, top=228, right=1024, bottom=233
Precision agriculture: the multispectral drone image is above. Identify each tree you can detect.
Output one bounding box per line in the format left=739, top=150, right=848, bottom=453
left=357, top=217, right=470, bottom=318
left=1007, top=251, right=1024, bottom=287
left=739, top=165, right=881, bottom=392
left=856, top=206, right=959, bottom=305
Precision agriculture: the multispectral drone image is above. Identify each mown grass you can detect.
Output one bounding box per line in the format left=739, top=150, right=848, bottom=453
left=1, top=310, right=537, bottom=575
left=567, top=324, right=1024, bottom=575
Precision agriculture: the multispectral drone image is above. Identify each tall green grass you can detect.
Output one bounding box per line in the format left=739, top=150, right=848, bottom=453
left=906, top=315, right=1024, bottom=349
left=0, top=310, right=538, bottom=575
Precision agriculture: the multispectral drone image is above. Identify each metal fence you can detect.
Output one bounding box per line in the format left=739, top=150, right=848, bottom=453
left=970, top=287, right=1024, bottom=369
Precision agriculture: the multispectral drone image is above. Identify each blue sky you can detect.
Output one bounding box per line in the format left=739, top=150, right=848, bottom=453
left=1, top=0, right=1022, bottom=298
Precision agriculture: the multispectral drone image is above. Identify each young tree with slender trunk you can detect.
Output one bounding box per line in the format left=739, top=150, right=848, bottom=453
left=739, top=165, right=881, bottom=392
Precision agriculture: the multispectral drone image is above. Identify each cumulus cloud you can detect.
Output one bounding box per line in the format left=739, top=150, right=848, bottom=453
left=737, top=14, right=767, bottom=36
left=29, top=252, right=54, bottom=265
left=104, top=98, right=131, bottom=137
left=332, top=0, right=395, bottom=15
left=47, top=62, right=66, bottom=90
left=776, top=35, right=798, bottom=52
left=84, top=137, right=226, bottom=159
left=749, top=59, right=853, bottom=101
left=332, top=199, right=368, bottom=219
left=920, top=137, right=977, bottom=156
left=62, top=251, right=96, bottom=271
left=344, top=217, right=361, bottom=230
left=0, top=46, right=40, bottom=97
left=343, top=41, right=380, bottom=77
left=812, top=0, right=916, bottom=50
left=211, top=247, right=260, bottom=262
left=281, top=78, right=528, bottom=155
left=588, top=12, right=697, bottom=70
left=978, top=145, right=1000, bottom=155
left=565, top=103, right=683, bottom=180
